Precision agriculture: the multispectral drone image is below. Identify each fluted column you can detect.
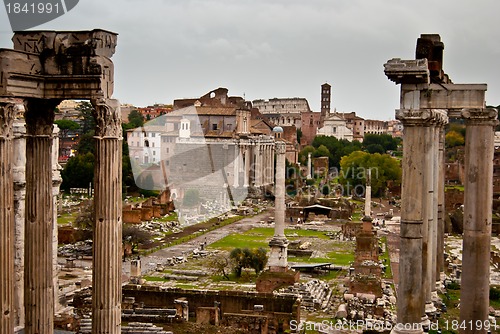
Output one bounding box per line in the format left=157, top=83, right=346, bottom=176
left=0, top=99, right=17, bottom=334
left=436, top=125, right=445, bottom=284
left=233, top=144, right=239, bottom=188
left=243, top=144, right=250, bottom=187
left=13, top=120, right=26, bottom=329
left=459, top=108, right=497, bottom=334
left=422, top=123, right=437, bottom=316
left=254, top=144, right=261, bottom=187
left=91, top=98, right=122, bottom=334
left=392, top=109, right=447, bottom=334
left=267, top=141, right=288, bottom=271
left=24, top=98, right=59, bottom=334
left=52, top=125, right=62, bottom=313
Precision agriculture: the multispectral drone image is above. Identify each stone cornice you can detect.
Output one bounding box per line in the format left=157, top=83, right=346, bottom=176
left=395, top=109, right=448, bottom=127
left=461, top=108, right=498, bottom=126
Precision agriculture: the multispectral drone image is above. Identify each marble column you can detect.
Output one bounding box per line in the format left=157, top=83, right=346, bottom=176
left=255, top=144, right=261, bottom=187
left=24, top=98, right=59, bottom=334
left=422, top=124, right=437, bottom=317
left=267, top=140, right=288, bottom=271
left=392, top=109, right=447, bottom=334
left=307, top=152, right=312, bottom=179
left=243, top=144, right=250, bottom=187
left=364, top=169, right=372, bottom=218
left=233, top=144, right=239, bottom=188
left=13, top=120, right=26, bottom=330
left=0, top=99, right=17, bottom=334
left=52, top=125, right=62, bottom=313
left=459, top=108, right=497, bottom=334
left=436, top=126, right=445, bottom=284
left=91, top=98, right=122, bottom=334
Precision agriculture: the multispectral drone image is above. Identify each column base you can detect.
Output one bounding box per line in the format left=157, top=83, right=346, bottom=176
left=425, top=301, right=437, bottom=314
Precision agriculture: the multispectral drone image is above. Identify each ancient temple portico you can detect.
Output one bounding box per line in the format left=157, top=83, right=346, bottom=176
left=0, top=30, right=122, bottom=334
left=385, top=34, right=497, bottom=334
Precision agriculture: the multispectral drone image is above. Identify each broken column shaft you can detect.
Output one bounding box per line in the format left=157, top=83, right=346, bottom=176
left=459, top=108, right=497, bottom=334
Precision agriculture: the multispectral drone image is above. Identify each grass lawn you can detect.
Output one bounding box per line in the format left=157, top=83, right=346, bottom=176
left=57, top=211, right=78, bottom=225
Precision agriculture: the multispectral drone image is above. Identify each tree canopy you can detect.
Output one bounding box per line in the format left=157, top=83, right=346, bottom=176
left=362, top=134, right=400, bottom=153
left=339, top=151, right=401, bottom=197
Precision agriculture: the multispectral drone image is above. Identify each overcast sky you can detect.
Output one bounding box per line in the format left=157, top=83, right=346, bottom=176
left=1, top=0, right=499, bottom=120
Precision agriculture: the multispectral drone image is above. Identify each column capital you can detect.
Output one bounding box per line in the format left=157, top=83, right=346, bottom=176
left=91, top=98, right=122, bottom=138
left=461, top=108, right=498, bottom=126
left=396, top=109, right=448, bottom=127
left=25, top=98, right=59, bottom=136
left=275, top=140, right=286, bottom=155
left=0, top=99, right=20, bottom=138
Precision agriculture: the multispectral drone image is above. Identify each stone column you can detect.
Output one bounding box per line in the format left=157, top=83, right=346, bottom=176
left=91, top=98, right=122, bottom=334
left=307, top=152, right=312, bottom=179
left=254, top=144, right=261, bottom=187
left=52, top=125, right=62, bottom=312
left=233, top=143, right=239, bottom=188
left=392, top=109, right=446, bottom=334
left=0, top=99, right=17, bottom=334
left=267, top=140, right=288, bottom=271
left=243, top=144, right=250, bottom=187
left=422, top=124, right=437, bottom=317
left=13, top=120, right=26, bottom=330
left=436, top=125, right=445, bottom=284
left=24, top=98, right=58, bottom=334
left=459, top=108, right=497, bottom=334
left=364, top=169, right=372, bottom=218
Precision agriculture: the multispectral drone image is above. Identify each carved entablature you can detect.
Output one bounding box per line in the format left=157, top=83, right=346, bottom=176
left=395, top=109, right=448, bottom=127
left=91, top=98, right=122, bottom=138
left=0, top=99, right=18, bottom=138
left=461, top=108, right=499, bottom=127
left=275, top=141, right=286, bottom=155
left=0, top=30, right=117, bottom=100
left=12, top=29, right=117, bottom=58
left=384, top=58, right=430, bottom=85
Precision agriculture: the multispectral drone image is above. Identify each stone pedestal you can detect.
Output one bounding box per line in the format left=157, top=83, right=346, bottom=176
left=24, top=98, right=58, bottom=334
left=0, top=100, right=16, bottom=334
left=459, top=108, right=497, bottom=334
left=91, top=98, right=122, bottom=334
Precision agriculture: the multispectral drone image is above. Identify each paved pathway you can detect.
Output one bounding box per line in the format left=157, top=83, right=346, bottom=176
left=124, top=209, right=274, bottom=274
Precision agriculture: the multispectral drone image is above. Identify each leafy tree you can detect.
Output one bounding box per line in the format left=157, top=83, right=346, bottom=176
left=54, top=119, right=80, bottom=139
left=362, top=134, right=400, bottom=153
left=75, top=101, right=95, bottom=135
left=229, top=247, right=268, bottom=277
left=445, top=130, right=465, bottom=148
left=127, top=110, right=144, bottom=129
left=314, top=144, right=330, bottom=158
left=122, top=224, right=152, bottom=252
left=312, top=136, right=362, bottom=169
left=298, top=145, right=315, bottom=165
left=339, top=151, right=401, bottom=197
left=209, top=254, right=231, bottom=280
left=61, top=152, right=95, bottom=191
left=296, top=128, right=303, bottom=144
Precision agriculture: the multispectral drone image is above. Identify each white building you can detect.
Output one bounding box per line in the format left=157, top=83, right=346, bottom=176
left=316, top=113, right=353, bottom=141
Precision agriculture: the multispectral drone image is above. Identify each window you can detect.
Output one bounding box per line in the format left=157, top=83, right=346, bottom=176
left=151, top=142, right=155, bottom=147
left=144, top=140, right=149, bottom=147
left=152, top=133, right=156, bottom=137
left=212, top=123, right=218, bottom=130
left=153, top=151, right=156, bottom=155
left=166, top=148, right=169, bottom=153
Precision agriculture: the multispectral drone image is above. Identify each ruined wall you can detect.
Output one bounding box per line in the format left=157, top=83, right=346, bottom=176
left=122, top=285, right=300, bottom=324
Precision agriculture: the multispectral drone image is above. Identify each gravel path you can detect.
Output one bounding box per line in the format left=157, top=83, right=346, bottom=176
left=124, top=209, right=274, bottom=275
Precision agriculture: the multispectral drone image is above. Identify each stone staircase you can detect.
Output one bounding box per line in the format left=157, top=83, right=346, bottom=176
left=78, top=319, right=172, bottom=334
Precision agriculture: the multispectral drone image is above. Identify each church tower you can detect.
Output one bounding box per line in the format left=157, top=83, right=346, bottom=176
left=320, top=83, right=331, bottom=126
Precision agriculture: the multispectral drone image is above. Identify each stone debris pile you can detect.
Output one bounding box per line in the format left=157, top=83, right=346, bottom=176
left=281, top=279, right=332, bottom=311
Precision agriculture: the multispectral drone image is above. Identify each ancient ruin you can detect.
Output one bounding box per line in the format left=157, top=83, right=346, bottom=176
left=384, top=34, right=497, bottom=333
left=0, top=30, right=121, bottom=333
